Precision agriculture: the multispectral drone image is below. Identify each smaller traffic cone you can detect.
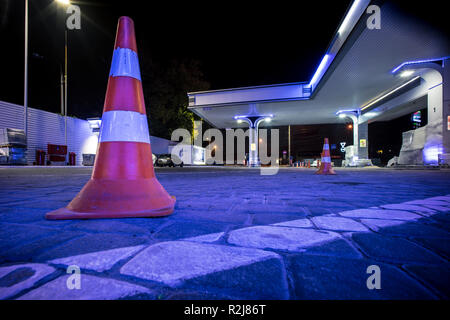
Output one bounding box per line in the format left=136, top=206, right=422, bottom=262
left=315, top=138, right=336, bottom=175
left=308, top=161, right=311, bottom=168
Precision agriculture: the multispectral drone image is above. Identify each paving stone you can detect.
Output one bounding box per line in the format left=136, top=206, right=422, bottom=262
left=410, top=237, right=450, bottom=259
left=120, top=241, right=282, bottom=289
left=252, top=213, right=308, bottom=225
left=404, top=263, right=450, bottom=298
left=234, top=204, right=305, bottom=215
left=405, top=200, right=450, bottom=207
left=183, top=232, right=225, bottom=243
left=0, top=223, right=58, bottom=255
left=272, top=218, right=313, bottom=228
left=301, top=238, right=363, bottom=259
left=1, top=230, right=84, bottom=264
left=360, top=219, right=405, bottom=231
left=287, top=254, right=436, bottom=299
left=67, top=220, right=150, bottom=235
left=165, top=289, right=236, bottom=300
left=304, top=203, right=361, bottom=216
left=427, top=196, right=450, bottom=203
left=311, top=216, right=369, bottom=232
left=120, top=218, right=172, bottom=234
left=418, top=204, right=450, bottom=213
left=49, top=245, right=145, bottom=272
left=227, top=226, right=340, bottom=252
left=182, top=253, right=289, bottom=299
left=362, top=221, right=450, bottom=238
left=18, top=274, right=153, bottom=300
left=172, top=209, right=249, bottom=225
left=153, top=220, right=230, bottom=241
left=0, top=207, right=47, bottom=223
left=427, top=212, right=450, bottom=224
left=339, top=209, right=422, bottom=221
left=35, top=233, right=149, bottom=262
left=380, top=203, right=437, bottom=215
left=0, top=263, right=55, bottom=299
left=14, top=200, right=71, bottom=210
left=352, top=233, right=444, bottom=264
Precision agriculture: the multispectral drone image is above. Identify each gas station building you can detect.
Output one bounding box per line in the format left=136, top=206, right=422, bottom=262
left=187, top=0, right=449, bottom=166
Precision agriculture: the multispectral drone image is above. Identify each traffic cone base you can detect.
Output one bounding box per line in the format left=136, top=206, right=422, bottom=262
left=46, top=178, right=175, bottom=220
left=315, top=165, right=336, bottom=175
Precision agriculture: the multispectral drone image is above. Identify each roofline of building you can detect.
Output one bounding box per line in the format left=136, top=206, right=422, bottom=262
left=187, top=81, right=309, bottom=96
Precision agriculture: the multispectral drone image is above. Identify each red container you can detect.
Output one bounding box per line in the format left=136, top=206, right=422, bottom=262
left=49, top=155, right=66, bottom=162
left=69, top=152, right=76, bottom=166
left=47, top=144, right=67, bottom=155
left=35, top=150, right=46, bottom=165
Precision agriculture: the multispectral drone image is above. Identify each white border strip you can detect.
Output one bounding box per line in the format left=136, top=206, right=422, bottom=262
left=109, top=47, right=141, bottom=81
left=99, top=110, right=150, bottom=143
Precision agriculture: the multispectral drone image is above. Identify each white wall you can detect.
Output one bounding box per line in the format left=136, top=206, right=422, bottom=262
left=0, top=100, right=97, bottom=165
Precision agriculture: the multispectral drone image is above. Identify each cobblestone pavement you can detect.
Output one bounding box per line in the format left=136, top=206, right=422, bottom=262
left=0, top=166, right=449, bottom=299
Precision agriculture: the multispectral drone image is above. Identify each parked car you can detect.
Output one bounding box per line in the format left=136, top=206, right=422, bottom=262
left=156, top=154, right=184, bottom=167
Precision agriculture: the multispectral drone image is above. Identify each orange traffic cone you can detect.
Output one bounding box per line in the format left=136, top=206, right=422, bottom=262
left=315, top=138, right=336, bottom=175
left=46, top=17, right=175, bottom=220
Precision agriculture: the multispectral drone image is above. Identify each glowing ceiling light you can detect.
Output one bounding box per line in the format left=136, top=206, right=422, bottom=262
left=391, top=56, right=450, bottom=74
left=400, top=70, right=414, bottom=77
left=361, top=76, right=420, bottom=111
left=337, top=0, right=362, bottom=35
left=309, top=54, right=331, bottom=88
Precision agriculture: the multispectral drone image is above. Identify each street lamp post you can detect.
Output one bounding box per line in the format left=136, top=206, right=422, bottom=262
left=24, top=0, right=70, bottom=162
left=64, top=28, right=68, bottom=149
left=24, top=0, right=28, bottom=141
left=56, top=0, right=70, bottom=160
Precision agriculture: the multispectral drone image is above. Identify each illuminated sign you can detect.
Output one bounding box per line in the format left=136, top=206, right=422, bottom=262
left=340, top=142, right=346, bottom=152
left=412, top=111, right=421, bottom=129
left=360, top=139, right=367, bottom=148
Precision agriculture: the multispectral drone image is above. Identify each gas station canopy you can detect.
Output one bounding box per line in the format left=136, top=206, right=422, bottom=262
left=187, top=1, right=449, bottom=129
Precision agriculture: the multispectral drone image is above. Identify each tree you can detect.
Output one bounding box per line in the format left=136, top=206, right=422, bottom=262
left=140, top=56, right=209, bottom=140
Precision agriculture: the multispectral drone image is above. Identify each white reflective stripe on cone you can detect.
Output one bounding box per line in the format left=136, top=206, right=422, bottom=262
left=323, top=144, right=330, bottom=150
left=322, top=156, right=331, bottom=163
left=99, top=110, right=150, bottom=143
left=109, top=47, right=141, bottom=80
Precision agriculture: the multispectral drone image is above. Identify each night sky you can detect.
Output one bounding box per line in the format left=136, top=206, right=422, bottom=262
left=0, top=0, right=352, bottom=119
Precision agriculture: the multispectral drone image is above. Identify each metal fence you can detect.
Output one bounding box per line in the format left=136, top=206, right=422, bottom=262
left=0, top=100, right=95, bottom=165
